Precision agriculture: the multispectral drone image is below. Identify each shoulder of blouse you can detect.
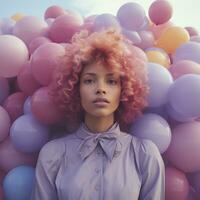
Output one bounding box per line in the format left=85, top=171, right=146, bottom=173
left=130, top=135, right=164, bottom=172
left=38, top=137, right=67, bottom=164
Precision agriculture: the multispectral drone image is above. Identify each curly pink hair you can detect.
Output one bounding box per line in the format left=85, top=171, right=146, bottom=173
left=49, top=28, right=149, bottom=130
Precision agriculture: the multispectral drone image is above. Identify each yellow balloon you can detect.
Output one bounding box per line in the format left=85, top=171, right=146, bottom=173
left=156, top=26, right=190, bottom=54
left=11, top=13, right=24, bottom=21
left=146, top=50, right=170, bottom=68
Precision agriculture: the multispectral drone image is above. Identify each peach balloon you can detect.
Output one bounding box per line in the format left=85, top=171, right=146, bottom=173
left=11, top=13, right=24, bottom=22
left=146, top=50, right=170, bottom=68
left=0, top=35, right=29, bottom=78
left=156, top=26, right=190, bottom=54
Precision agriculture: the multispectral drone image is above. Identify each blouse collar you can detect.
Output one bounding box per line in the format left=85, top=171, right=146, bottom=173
left=75, top=122, right=123, bottom=162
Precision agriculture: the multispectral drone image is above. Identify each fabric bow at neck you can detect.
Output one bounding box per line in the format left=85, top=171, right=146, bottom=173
left=77, top=124, right=122, bottom=162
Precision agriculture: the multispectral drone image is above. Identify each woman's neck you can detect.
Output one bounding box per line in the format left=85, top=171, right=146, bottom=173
left=84, top=114, right=114, bottom=133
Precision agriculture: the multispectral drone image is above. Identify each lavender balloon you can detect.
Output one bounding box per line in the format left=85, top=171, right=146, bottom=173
left=92, top=13, right=121, bottom=32
left=168, top=74, right=200, bottom=119
left=117, top=2, right=146, bottom=31
left=130, top=113, right=171, bottom=153
left=147, top=62, right=173, bottom=107
left=10, top=114, right=49, bottom=153
left=173, top=41, right=200, bottom=64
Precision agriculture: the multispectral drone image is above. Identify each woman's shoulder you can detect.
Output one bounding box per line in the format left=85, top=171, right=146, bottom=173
left=38, top=137, right=66, bottom=163
left=129, top=134, right=161, bottom=159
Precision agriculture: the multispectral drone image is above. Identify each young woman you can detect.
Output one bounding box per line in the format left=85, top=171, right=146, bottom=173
left=31, top=28, right=165, bottom=200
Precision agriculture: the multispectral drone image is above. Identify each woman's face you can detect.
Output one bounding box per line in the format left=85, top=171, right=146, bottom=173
left=79, top=61, right=121, bottom=119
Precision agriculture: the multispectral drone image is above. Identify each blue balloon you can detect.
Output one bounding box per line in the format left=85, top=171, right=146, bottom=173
left=168, top=74, right=200, bottom=119
left=10, top=114, right=50, bottom=153
left=147, top=62, right=173, bottom=107
left=3, top=165, right=35, bottom=200
left=130, top=113, right=171, bottom=153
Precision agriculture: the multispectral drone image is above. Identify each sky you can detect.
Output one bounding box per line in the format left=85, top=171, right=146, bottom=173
left=0, top=0, right=200, bottom=31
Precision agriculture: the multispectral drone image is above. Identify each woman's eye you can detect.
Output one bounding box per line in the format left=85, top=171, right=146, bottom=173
left=84, top=79, right=94, bottom=84
left=108, top=80, right=118, bottom=85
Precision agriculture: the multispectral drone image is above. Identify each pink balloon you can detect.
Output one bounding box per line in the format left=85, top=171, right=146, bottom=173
left=149, top=21, right=173, bottom=39
left=149, top=0, right=173, bottom=25
left=185, top=26, right=199, bottom=37
left=136, top=30, right=155, bottom=50
left=44, top=5, right=67, bottom=19
left=169, top=60, right=200, bottom=80
left=0, top=77, right=9, bottom=103
left=30, top=42, right=65, bottom=86
left=190, top=36, right=200, bottom=43
left=166, top=121, right=200, bottom=172
left=81, top=15, right=97, bottom=33
left=0, top=106, right=10, bottom=142
left=0, top=138, right=37, bottom=172
left=117, top=2, right=146, bottom=31
left=0, top=186, right=3, bottom=200
left=126, top=43, right=148, bottom=62
left=28, top=36, right=51, bottom=55
left=48, top=13, right=83, bottom=43
left=13, top=16, right=48, bottom=45
left=31, top=87, right=65, bottom=124
left=165, top=166, right=189, bottom=200
left=0, top=35, right=29, bottom=78
left=17, top=61, right=41, bottom=96
left=3, top=92, right=27, bottom=122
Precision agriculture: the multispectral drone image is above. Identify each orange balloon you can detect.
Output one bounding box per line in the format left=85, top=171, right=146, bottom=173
left=11, top=13, right=24, bottom=21
left=156, top=26, right=189, bottom=54
left=146, top=50, right=170, bottom=68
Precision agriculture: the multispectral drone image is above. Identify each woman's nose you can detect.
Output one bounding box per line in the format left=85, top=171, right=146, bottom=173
left=95, top=81, right=106, bottom=94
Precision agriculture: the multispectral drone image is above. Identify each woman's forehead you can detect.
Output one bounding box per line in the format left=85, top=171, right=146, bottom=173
left=81, top=61, right=119, bottom=75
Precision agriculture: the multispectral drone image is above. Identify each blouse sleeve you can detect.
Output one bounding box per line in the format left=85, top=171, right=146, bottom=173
left=31, top=139, right=65, bottom=200
left=138, top=139, right=165, bottom=200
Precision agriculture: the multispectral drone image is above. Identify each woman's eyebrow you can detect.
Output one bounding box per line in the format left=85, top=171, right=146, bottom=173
left=83, top=73, right=116, bottom=76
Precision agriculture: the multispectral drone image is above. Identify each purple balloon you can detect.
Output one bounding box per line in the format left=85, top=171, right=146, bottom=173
left=130, top=113, right=171, bottom=153
left=172, top=41, right=200, bottom=64
left=147, top=62, right=173, bottom=107
left=92, top=13, right=121, bottom=32
left=168, top=74, right=200, bottom=119
left=117, top=2, right=146, bottom=31
left=165, top=103, right=197, bottom=122
left=10, top=114, right=50, bottom=153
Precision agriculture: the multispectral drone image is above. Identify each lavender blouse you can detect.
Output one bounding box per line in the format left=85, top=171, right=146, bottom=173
left=31, top=122, right=165, bottom=200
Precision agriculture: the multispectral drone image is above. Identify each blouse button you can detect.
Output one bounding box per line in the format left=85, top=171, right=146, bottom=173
left=95, top=185, right=100, bottom=191
left=95, top=168, right=100, bottom=173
